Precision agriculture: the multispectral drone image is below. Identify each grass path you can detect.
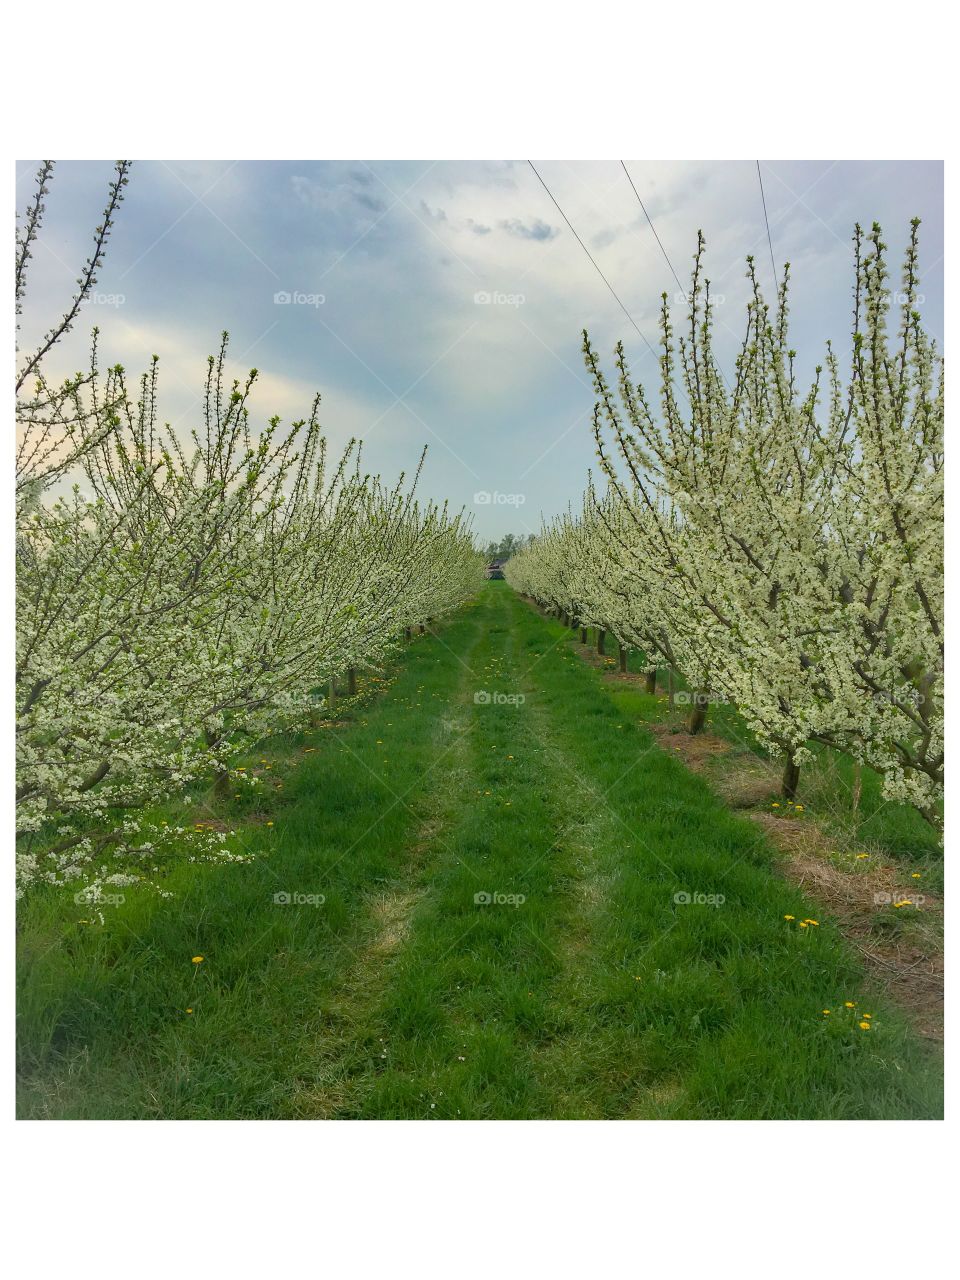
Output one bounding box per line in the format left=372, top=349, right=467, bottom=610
left=17, top=584, right=942, bottom=1118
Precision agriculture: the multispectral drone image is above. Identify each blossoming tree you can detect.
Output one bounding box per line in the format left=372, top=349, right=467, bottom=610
left=507, top=224, right=942, bottom=826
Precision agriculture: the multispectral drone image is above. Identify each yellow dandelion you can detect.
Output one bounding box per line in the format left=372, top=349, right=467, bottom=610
left=856, top=853, right=869, bottom=859
left=185, top=1008, right=193, bottom=1014
left=804, top=919, right=820, bottom=927
left=862, top=1013, right=872, bottom=1019
left=911, top=873, right=921, bottom=879
left=822, top=1009, right=831, bottom=1015
left=784, top=914, right=795, bottom=921
left=858, top=1021, right=871, bottom=1031
left=191, top=955, right=204, bottom=964
left=795, top=805, right=804, bottom=812
left=266, top=821, right=274, bottom=827
left=844, top=1001, right=855, bottom=1008
left=798, top=921, right=809, bottom=928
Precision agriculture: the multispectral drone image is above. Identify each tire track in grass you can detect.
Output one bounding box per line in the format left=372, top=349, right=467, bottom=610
left=495, top=588, right=694, bottom=1117
left=190, top=614, right=490, bottom=1120
left=289, top=619, right=490, bottom=1118
left=515, top=703, right=659, bottom=1117
left=335, top=586, right=586, bottom=1118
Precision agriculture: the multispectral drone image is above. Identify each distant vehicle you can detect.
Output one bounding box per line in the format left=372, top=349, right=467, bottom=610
left=485, top=558, right=506, bottom=580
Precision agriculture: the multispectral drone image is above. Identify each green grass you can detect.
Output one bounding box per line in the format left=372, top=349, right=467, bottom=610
left=570, top=621, right=942, bottom=890
left=17, top=584, right=942, bottom=1118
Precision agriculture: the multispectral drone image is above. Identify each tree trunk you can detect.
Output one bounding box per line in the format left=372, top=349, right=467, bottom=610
left=668, top=666, right=675, bottom=712
left=204, top=728, right=231, bottom=798
left=419, top=623, right=426, bottom=635
left=580, top=627, right=587, bottom=644
left=687, top=690, right=709, bottom=735
left=328, top=677, right=336, bottom=711
left=404, top=627, right=412, bottom=641
left=348, top=667, right=357, bottom=697
left=782, top=753, right=801, bottom=801
left=597, top=628, right=606, bottom=656
left=851, top=760, right=862, bottom=813
left=644, top=669, right=657, bottom=694
left=619, top=644, right=627, bottom=673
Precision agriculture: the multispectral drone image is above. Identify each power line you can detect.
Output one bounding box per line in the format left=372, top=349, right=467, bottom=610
left=527, top=160, right=657, bottom=360
left=620, top=161, right=685, bottom=295
left=620, top=160, right=730, bottom=391
left=756, top=160, right=777, bottom=285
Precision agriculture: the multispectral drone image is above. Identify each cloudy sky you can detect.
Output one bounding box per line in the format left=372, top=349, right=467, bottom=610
left=16, top=159, right=944, bottom=540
